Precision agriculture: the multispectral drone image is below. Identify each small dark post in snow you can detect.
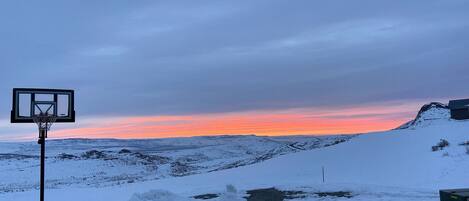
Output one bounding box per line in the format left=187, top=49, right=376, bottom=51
left=322, top=166, right=325, bottom=183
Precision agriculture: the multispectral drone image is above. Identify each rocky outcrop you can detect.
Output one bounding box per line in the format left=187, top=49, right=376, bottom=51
left=397, top=102, right=450, bottom=129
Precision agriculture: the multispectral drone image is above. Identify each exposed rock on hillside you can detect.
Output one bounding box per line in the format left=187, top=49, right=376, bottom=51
left=397, top=102, right=450, bottom=129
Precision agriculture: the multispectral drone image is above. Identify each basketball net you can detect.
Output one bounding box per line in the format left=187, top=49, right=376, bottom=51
left=33, top=112, right=57, bottom=132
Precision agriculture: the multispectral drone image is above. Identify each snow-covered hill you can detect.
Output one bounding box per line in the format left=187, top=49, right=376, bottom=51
left=1, top=102, right=469, bottom=201
left=0, top=135, right=352, bottom=193
left=397, top=102, right=450, bottom=129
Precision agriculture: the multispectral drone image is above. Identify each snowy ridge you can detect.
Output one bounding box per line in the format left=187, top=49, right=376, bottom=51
left=397, top=102, right=450, bottom=129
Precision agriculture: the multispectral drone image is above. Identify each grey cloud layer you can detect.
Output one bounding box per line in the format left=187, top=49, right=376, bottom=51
left=1, top=0, right=469, bottom=118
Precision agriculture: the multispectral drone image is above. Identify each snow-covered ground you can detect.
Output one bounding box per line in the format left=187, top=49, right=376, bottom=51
left=1, top=102, right=468, bottom=201
left=0, top=134, right=351, bottom=194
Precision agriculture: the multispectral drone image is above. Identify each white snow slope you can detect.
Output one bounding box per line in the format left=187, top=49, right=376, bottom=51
left=0, top=135, right=352, bottom=196
left=1, top=102, right=469, bottom=201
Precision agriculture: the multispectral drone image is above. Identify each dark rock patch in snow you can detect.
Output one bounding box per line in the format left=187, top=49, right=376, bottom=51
left=131, top=152, right=170, bottom=165
left=118, top=149, right=132, bottom=154
left=0, top=154, right=38, bottom=160
left=415, top=102, right=449, bottom=120
left=56, top=153, right=79, bottom=160
left=245, top=188, right=307, bottom=201
left=244, top=188, right=354, bottom=200
left=324, top=139, right=348, bottom=147
left=170, top=161, right=199, bottom=177
left=432, top=139, right=450, bottom=152
left=81, top=150, right=108, bottom=159
left=315, top=191, right=353, bottom=198
left=193, top=193, right=219, bottom=200
left=80, top=150, right=118, bottom=160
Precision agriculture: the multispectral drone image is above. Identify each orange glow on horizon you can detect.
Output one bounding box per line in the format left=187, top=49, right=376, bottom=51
left=44, top=101, right=422, bottom=139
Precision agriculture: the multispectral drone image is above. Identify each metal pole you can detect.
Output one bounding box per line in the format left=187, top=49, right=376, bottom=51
left=38, top=129, right=46, bottom=201
left=322, top=166, right=325, bottom=183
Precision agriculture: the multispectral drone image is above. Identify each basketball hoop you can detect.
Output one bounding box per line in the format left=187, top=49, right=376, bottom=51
left=33, top=112, right=58, bottom=132
left=31, top=101, right=58, bottom=134
left=10, top=88, right=75, bottom=201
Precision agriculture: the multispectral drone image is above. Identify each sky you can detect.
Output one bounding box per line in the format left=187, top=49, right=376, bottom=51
left=1, top=0, right=469, bottom=141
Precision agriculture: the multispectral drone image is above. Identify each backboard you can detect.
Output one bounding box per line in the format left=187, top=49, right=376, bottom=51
left=11, top=88, right=75, bottom=123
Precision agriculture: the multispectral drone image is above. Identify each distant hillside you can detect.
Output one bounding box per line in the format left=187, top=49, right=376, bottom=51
left=397, top=102, right=450, bottom=129
left=0, top=135, right=353, bottom=193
